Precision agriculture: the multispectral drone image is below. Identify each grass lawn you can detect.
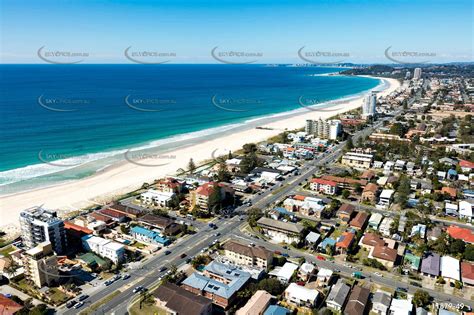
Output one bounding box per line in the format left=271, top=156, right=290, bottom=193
left=354, top=247, right=368, bottom=262
left=132, top=242, right=147, bottom=249
left=0, top=245, right=14, bottom=257
left=129, top=301, right=167, bottom=315
left=48, top=288, right=70, bottom=305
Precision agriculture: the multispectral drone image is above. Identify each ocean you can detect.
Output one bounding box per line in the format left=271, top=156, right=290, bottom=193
left=0, top=65, right=380, bottom=194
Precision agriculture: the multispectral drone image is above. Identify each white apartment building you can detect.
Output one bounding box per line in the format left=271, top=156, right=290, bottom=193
left=362, top=91, right=377, bottom=118
left=413, top=67, right=422, bottom=80
left=140, top=189, right=176, bottom=208
left=305, top=119, right=341, bottom=140
left=82, top=235, right=125, bottom=264
left=19, top=207, right=68, bottom=255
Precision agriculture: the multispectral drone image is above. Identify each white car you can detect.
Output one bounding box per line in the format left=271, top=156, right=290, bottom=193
left=374, top=272, right=383, bottom=277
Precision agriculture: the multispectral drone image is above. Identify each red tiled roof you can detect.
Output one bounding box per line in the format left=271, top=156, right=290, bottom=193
left=361, top=233, right=385, bottom=247
left=336, top=232, right=355, bottom=249
left=363, top=183, right=379, bottom=193
left=461, top=261, right=474, bottom=280
left=447, top=225, right=474, bottom=244
left=196, top=182, right=217, bottom=196
left=0, top=294, right=23, bottom=315
left=372, top=245, right=398, bottom=262
left=64, top=221, right=93, bottom=235
left=293, top=195, right=306, bottom=201
left=311, top=178, right=337, bottom=187
left=89, top=212, right=113, bottom=223
left=441, top=187, right=457, bottom=198
left=349, top=212, right=369, bottom=228
left=99, top=208, right=126, bottom=219
left=321, top=175, right=367, bottom=186
left=338, top=204, right=355, bottom=215
left=459, top=160, right=474, bottom=169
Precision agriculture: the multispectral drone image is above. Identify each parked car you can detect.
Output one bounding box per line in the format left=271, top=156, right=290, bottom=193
left=374, top=272, right=383, bottom=277
left=159, top=267, right=167, bottom=272
left=66, top=301, right=77, bottom=309
left=180, top=253, right=187, bottom=258
left=78, top=295, right=89, bottom=301
left=74, top=302, right=84, bottom=309
left=122, top=274, right=131, bottom=280
left=165, top=250, right=171, bottom=255
left=316, top=255, right=326, bottom=261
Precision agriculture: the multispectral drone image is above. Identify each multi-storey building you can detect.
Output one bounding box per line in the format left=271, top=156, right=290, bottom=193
left=223, top=241, right=273, bottom=270
left=19, top=207, right=68, bottom=255
left=305, top=119, right=341, bottom=140
left=81, top=235, right=125, bottom=264
left=22, top=242, right=59, bottom=288
left=362, top=91, right=377, bottom=118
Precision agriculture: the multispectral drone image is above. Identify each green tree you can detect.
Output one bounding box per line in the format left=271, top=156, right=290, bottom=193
left=345, top=137, right=354, bottom=150
left=464, top=244, right=474, bottom=261
left=188, top=158, right=196, bottom=174
left=216, top=161, right=231, bottom=182
left=247, top=208, right=263, bottom=227
left=341, top=189, right=350, bottom=199
left=413, top=290, right=431, bottom=307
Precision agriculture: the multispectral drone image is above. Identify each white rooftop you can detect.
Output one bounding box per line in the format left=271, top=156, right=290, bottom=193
left=441, top=256, right=460, bottom=281
left=285, top=283, right=319, bottom=302
left=380, top=189, right=394, bottom=199
left=277, top=262, right=299, bottom=281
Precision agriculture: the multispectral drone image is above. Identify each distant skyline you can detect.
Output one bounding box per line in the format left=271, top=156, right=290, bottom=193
left=1, top=0, right=472, bottom=64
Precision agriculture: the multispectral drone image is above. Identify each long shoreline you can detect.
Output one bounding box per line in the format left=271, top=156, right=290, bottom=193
left=0, top=76, right=400, bottom=235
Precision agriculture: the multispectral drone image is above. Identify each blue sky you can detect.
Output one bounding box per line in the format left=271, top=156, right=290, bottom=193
left=1, top=0, right=472, bottom=64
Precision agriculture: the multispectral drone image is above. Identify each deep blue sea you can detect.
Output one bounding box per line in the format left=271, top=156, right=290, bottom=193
left=0, top=65, right=380, bottom=193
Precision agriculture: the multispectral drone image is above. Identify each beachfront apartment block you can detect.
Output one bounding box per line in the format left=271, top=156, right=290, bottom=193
left=305, top=118, right=341, bottom=140
left=223, top=240, right=273, bottom=270
left=81, top=235, right=125, bottom=264
left=19, top=207, right=68, bottom=255
left=192, top=182, right=226, bottom=211
left=256, top=217, right=304, bottom=244
left=362, top=91, right=377, bottom=118
left=22, top=241, right=59, bottom=288
left=140, top=189, right=176, bottom=208
left=341, top=152, right=373, bottom=169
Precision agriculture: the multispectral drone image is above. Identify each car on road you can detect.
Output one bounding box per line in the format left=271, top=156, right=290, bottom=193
left=410, top=281, right=421, bottom=287
left=316, top=255, right=326, bottom=261
left=165, top=250, right=171, bottom=255
left=374, top=272, right=383, bottom=277
left=159, top=267, right=167, bottom=272
left=113, top=274, right=121, bottom=281
left=274, top=250, right=281, bottom=255
left=122, top=274, right=131, bottom=280
left=281, top=253, right=289, bottom=257
left=104, top=280, right=113, bottom=286
left=66, top=301, right=77, bottom=308
left=186, top=258, right=192, bottom=264
left=133, top=286, right=144, bottom=293
left=74, top=302, right=84, bottom=309
left=396, top=287, right=408, bottom=292
left=180, top=253, right=187, bottom=258
left=78, top=295, right=89, bottom=301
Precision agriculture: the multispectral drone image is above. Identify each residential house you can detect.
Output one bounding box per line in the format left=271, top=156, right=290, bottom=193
left=305, top=232, right=321, bottom=248
left=459, top=200, right=473, bottom=222
left=236, top=290, right=273, bottom=315
left=223, top=241, right=273, bottom=270
left=326, top=279, right=350, bottom=311
left=181, top=261, right=251, bottom=309
left=284, top=283, right=319, bottom=308
left=446, top=225, right=474, bottom=244
left=138, top=213, right=181, bottom=235
left=404, top=253, right=421, bottom=271
left=371, top=291, right=392, bottom=315
left=317, top=238, right=336, bottom=254
left=371, top=245, right=398, bottom=268
left=264, top=305, right=291, bottom=315
left=441, top=187, right=457, bottom=199
left=420, top=252, right=440, bottom=278
left=441, top=256, right=460, bottom=283
left=368, top=213, right=383, bottom=229
left=130, top=226, right=170, bottom=246
left=309, top=178, right=337, bottom=195
left=336, top=232, right=356, bottom=254
left=344, top=286, right=370, bottom=315
left=379, top=217, right=394, bottom=237
left=321, top=175, right=367, bottom=191
left=298, top=262, right=315, bottom=281
left=459, top=159, right=474, bottom=173
left=337, top=204, right=355, bottom=223
left=271, top=262, right=298, bottom=284
left=316, top=268, right=333, bottom=287
left=153, top=283, right=213, bottom=315
left=257, top=217, right=304, bottom=244
left=378, top=190, right=394, bottom=208
left=389, top=298, right=413, bottom=315
left=349, top=212, right=369, bottom=230
left=461, top=261, right=474, bottom=286
left=362, top=183, right=379, bottom=203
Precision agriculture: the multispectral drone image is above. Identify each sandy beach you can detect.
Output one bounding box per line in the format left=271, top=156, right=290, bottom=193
left=0, top=76, right=400, bottom=235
